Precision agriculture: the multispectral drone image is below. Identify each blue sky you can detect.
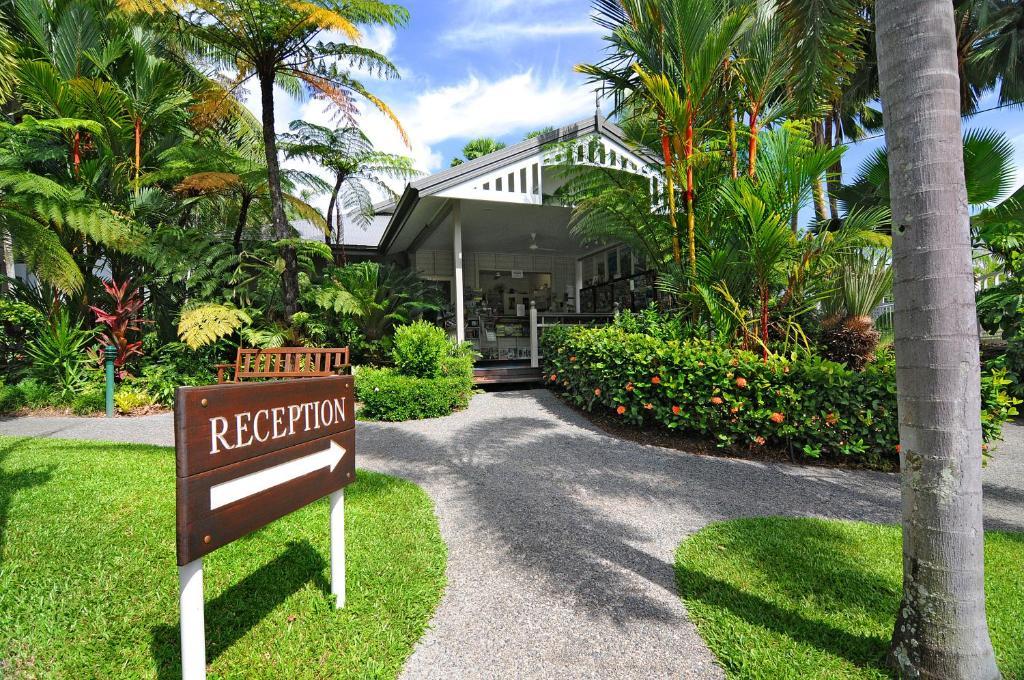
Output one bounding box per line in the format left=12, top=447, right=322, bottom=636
left=245, top=0, right=1024, bottom=222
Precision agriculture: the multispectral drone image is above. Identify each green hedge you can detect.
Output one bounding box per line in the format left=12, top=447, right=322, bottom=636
left=542, top=325, right=1017, bottom=469
left=355, top=366, right=473, bottom=421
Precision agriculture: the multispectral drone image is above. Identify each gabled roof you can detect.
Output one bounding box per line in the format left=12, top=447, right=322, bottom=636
left=376, top=114, right=656, bottom=254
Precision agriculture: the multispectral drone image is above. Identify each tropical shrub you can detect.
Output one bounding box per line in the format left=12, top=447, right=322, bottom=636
left=0, top=382, right=25, bottom=413
left=71, top=388, right=105, bottom=416
left=0, top=299, right=43, bottom=379
left=542, top=325, right=1017, bottom=469
left=135, top=340, right=221, bottom=407
left=355, top=367, right=473, bottom=421
left=393, top=321, right=450, bottom=378
left=26, top=310, right=94, bottom=401
left=356, top=329, right=475, bottom=421
left=89, top=278, right=149, bottom=378
left=15, top=378, right=55, bottom=409
left=114, top=386, right=156, bottom=414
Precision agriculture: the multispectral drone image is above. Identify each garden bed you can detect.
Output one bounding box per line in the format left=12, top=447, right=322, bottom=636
left=675, top=518, right=1022, bottom=679
left=542, top=325, right=1018, bottom=471
left=0, top=435, right=447, bottom=677
left=557, top=395, right=896, bottom=471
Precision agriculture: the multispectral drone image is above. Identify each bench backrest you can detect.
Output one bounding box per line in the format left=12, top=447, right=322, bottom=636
left=234, top=347, right=349, bottom=380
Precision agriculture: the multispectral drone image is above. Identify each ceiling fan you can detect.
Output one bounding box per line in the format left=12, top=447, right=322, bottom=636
left=528, top=232, right=558, bottom=252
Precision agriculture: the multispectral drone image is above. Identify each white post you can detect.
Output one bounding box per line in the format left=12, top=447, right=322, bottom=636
left=179, top=558, right=206, bottom=680
left=575, top=259, right=583, bottom=313
left=529, top=301, right=539, bottom=368
left=329, top=489, right=345, bottom=609
left=453, top=201, right=465, bottom=343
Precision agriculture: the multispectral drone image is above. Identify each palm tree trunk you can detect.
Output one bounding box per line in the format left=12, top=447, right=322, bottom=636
left=658, top=114, right=682, bottom=266
left=233, top=193, right=252, bottom=255
left=825, top=112, right=842, bottom=221
left=325, top=173, right=344, bottom=246
left=747, top=105, right=760, bottom=178
left=759, top=284, right=770, bottom=362
left=876, top=1, right=999, bottom=677
left=72, top=131, right=81, bottom=177
left=258, top=68, right=300, bottom=318
left=728, top=109, right=738, bottom=180
left=134, top=116, right=142, bottom=186
left=684, top=114, right=696, bottom=275
left=811, top=121, right=829, bottom=221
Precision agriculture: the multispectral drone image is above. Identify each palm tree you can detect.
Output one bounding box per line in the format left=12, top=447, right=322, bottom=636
left=875, top=0, right=1000, bottom=676
left=281, top=121, right=418, bottom=245
left=581, top=0, right=751, bottom=273
left=450, top=137, right=506, bottom=166
left=123, top=0, right=410, bottom=318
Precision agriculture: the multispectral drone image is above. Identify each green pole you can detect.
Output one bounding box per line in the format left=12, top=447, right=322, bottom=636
left=104, top=345, right=117, bottom=418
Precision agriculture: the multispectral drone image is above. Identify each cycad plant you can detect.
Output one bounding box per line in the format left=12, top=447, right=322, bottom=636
left=819, top=250, right=893, bottom=369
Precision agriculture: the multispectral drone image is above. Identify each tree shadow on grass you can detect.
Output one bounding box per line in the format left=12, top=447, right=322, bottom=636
left=0, top=437, right=56, bottom=566
left=150, top=540, right=329, bottom=679
left=676, top=517, right=896, bottom=673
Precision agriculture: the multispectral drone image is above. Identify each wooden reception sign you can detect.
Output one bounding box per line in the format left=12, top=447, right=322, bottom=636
left=174, top=375, right=356, bottom=679
left=175, top=375, right=356, bottom=565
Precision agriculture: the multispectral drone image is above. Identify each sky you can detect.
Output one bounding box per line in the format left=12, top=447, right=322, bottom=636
left=242, top=0, right=1024, bottom=235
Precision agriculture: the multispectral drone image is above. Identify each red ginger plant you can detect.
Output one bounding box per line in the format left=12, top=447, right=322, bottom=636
left=89, top=278, right=150, bottom=379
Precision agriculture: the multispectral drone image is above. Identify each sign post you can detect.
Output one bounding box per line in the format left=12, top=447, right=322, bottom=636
left=174, top=376, right=356, bottom=678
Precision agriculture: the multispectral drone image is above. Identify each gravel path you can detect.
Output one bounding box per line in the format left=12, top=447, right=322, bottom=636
left=2, top=390, right=1022, bottom=679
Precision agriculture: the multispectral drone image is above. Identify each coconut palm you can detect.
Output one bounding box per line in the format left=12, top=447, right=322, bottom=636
left=121, top=0, right=410, bottom=317
left=281, top=121, right=418, bottom=245
left=876, top=0, right=1000, bottom=676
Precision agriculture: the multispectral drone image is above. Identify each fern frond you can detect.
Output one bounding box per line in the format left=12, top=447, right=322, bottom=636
left=177, top=302, right=250, bottom=349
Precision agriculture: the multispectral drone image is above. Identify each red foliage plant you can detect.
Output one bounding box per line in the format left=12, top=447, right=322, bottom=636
left=89, top=278, right=150, bottom=379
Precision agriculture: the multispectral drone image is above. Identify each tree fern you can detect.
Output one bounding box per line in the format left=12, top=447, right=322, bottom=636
left=177, top=302, right=251, bottom=349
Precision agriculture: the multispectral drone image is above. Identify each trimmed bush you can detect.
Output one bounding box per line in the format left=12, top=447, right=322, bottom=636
left=355, top=367, right=473, bottom=421
left=542, top=325, right=1017, bottom=469
left=392, top=321, right=450, bottom=378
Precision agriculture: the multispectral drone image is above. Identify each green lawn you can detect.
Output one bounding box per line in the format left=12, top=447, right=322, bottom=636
left=676, top=517, right=1023, bottom=680
left=0, top=435, right=446, bottom=678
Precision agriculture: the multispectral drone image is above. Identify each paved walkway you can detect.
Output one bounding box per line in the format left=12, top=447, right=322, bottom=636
left=1, top=390, right=1022, bottom=679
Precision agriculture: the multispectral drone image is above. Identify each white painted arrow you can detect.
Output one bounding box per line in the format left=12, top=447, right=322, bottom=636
left=209, top=440, right=346, bottom=510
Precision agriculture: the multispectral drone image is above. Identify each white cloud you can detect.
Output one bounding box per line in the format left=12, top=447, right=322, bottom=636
left=442, top=20, right=599, bottom=48
left=405, top=70, right=594, bottom=145
left=245, top=70, right=595, bottom=219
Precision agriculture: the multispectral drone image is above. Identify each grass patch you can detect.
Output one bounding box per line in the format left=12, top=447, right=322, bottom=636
left=0, top=435, right=446, bottom=678
left=675, top=517, right=1023, bottom=679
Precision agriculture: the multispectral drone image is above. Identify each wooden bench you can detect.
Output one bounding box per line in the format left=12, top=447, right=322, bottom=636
left=216, top=347, right=350, bottom=383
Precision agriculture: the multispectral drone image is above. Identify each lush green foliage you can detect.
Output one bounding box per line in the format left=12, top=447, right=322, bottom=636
left=675, top=518, right=1023, bottom=678
left=25, top=310, right=95, bottom=401
left=0, top=435, right=446, bottom=677
left=356, top=367, right=473, bottom=421
left=0, top=298, right=43, bottom=379
left=356, top=323, right=475, bottom=421
left=542, top=325, right=1016, bottom=468
left=392, top=321, right=451, bottom=378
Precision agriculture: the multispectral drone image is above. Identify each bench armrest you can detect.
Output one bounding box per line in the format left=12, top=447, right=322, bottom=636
left=215, top=363, right=234, bottom=384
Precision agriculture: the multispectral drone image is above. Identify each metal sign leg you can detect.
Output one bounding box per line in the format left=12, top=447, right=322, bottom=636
left=179, top=558, right=206, bottom=679
left=329, top=489, right=346, bottom=609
